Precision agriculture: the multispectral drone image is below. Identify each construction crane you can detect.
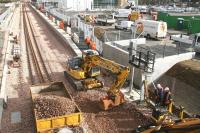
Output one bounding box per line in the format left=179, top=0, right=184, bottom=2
left=64, top=54, right=129, bottom=110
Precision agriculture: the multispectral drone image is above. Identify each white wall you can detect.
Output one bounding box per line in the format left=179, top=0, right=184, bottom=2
left=148, top=52, right=195, bottom=83
left=103, top=41, right=195, bottom=89
left=57, top=0, right=93, bottom=11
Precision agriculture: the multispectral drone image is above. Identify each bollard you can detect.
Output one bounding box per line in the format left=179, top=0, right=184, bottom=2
left=53, top=17, right=55, bottom=23
left=90, top=42, right=96, bottom=50
left=85, top=36, right=91, bottom=45
left=56, top=20, right=60, bottom=26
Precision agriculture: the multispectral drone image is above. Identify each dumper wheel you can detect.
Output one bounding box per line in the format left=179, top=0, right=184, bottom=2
left=123, top=28, right=127, bottom=31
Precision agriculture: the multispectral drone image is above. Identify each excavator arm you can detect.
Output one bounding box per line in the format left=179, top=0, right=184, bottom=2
left=82, top=55, right=129, bottom=110
left=65, top=54, right=129, bottom=110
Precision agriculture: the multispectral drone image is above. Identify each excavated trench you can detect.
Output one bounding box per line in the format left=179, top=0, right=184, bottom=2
left=154, top=59, right=200, bottom=114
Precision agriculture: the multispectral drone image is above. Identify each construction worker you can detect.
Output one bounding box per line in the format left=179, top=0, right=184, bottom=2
left=163, top=87, right=172, bottom=107
left=155, top=84, right=164, bottom=106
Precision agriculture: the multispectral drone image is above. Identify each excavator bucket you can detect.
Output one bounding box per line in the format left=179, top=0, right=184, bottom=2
left=99, top=96, right=114, bottom=110
left=99, top=92, right=125, bottom=110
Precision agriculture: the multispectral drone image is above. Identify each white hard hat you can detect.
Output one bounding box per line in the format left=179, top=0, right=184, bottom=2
left=157, top=84, right=162, bottom=89
left=164, top=87, right=170, bottom=91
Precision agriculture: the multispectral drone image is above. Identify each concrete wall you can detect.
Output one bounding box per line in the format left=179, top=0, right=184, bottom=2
left=103, top=41, right=195, bottom=90
left=103, top=42, right=129, bottom=66
left=147, top=52, right=195, bottom=83
left=103, top=41, right=139, bottom=86
left=112, top=38, right=146, bottom=51
left=132, top=52, right=196, bottom=89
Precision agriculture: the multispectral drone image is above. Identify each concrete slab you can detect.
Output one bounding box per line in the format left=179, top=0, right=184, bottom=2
left=11, top=111, right=21, bottom=124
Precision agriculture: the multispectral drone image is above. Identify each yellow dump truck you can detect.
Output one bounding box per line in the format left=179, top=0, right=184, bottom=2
left=30, top=82, right=82, bottom=132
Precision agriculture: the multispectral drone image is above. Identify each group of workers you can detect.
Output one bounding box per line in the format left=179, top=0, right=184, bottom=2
left=155, top=84, right=172, bottom=107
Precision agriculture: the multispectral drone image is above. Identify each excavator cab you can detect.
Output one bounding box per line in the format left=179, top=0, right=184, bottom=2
left=67, top=56, right=100, bottom=78
left=64, top=56, right=103, bottom=90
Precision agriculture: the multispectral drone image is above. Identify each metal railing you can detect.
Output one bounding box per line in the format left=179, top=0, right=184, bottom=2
left=129, top=46, right=156, bottom=73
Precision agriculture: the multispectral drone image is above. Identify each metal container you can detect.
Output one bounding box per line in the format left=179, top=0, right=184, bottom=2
left=30, top=82, right=82, bottom=132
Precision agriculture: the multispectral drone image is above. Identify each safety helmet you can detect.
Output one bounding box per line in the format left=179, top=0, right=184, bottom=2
left=164, top=87, right=170, bottom=91
left=157, top=84, right=162, bottom=89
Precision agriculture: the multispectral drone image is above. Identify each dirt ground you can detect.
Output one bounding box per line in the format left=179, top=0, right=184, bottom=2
left=155, top=59, right=200, bottom=114
left=73, top=89, right=152, bottom=133
left=166, top=59, right=200, bottom=90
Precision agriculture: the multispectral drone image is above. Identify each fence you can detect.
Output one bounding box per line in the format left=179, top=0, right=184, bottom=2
left=77, top=19, right=103, bottom=54
left=137, top=41, right=194, bottom=59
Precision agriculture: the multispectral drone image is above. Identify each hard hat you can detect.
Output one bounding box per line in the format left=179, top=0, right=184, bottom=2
left=157, top=84, right=162, bottom=89
left=164, top=87, right=170, bottom=91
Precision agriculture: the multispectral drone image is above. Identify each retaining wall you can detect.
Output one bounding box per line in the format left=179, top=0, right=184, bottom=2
left=103, top=41, right=195, bottom=89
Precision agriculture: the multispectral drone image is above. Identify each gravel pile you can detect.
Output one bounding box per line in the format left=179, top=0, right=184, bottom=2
left=34, top=95, right=76, bottom=119
left=73, top=89, right=153, bottom=133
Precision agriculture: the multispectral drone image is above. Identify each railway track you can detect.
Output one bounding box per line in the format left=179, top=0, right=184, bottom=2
left=22, top=4, right=52, bottom=84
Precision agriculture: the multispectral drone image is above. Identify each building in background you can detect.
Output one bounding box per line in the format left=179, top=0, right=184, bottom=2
left=34, top=0, right=139, bottom=10
left=37, top=0, right=93, bottom=11
left=93, top=0, right=137, bottom=9
left=93, top=0, right=117, bottom=9
left=59, top=0, right=93, bottom=11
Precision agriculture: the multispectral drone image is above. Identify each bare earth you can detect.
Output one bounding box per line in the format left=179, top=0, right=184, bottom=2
left=156, top=59, right=200, bottom=114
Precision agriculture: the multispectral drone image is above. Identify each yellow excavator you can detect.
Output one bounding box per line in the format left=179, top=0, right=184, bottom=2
left=64, top=54, right=129, bottom=110
left=64, top=55, right=103, bottom=90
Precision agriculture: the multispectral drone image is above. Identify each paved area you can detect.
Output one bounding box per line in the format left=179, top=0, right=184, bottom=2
left=104, top=28, right=193, bottom=58
left=11, top=112, right=21, bottom=124
left=1, top=5, right=35, bottom=133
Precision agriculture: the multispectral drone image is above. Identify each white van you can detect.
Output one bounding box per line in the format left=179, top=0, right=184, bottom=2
left=115, top=21, right=134, bottom=30
left=131, top=20, right=167, bottom=39
left=113, top=9, right=132, bottom=18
